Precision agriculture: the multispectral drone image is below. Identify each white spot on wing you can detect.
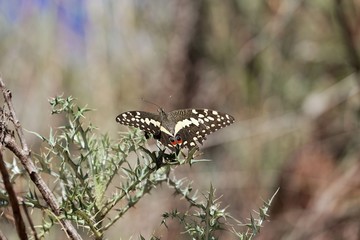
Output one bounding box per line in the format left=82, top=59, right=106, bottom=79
left=149, top=118, right=160, bottom=128
left=190, top=118, right=199, bottom=126
left=174, top=118, right=199, bottom=134
left=207, top=116, right=214, bottom=121
left=160, top=126, right=172, bottom=135
left=192, top=109, right=198, bottom=114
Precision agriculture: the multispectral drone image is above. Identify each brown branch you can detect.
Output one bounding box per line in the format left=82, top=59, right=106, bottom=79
left=334, top=0, right=360, bottom=82
left=0, top=84, right=28, bottom=152
left=22, top=202, right=39, bottom=240
left=0, top=78, right=83, bottom=240
left=0, top=151, right=28, bottom=240
left=3, top=124, right=62, bottom=211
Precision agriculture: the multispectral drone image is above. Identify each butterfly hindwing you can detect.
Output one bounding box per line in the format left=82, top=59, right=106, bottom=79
left=168, top=109, right=235, bottom=148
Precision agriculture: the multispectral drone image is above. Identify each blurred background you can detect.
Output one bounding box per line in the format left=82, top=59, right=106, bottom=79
left=1, top=0, right=360, bottom=239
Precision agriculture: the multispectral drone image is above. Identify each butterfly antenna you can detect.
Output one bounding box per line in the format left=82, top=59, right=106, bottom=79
left=141, top=98, right=164, bottom=112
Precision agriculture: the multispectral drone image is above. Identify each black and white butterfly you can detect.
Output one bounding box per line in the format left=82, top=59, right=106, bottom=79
left=116, top=108, right=235, bottom=151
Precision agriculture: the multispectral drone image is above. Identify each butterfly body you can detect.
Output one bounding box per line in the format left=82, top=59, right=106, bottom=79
left=116, top=108, right=234, bottom=150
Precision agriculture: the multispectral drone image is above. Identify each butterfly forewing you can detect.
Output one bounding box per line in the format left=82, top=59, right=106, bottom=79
left=115, top=111, right=161, bottom=135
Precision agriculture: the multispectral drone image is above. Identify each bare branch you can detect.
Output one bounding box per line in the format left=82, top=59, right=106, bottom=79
left=0, top=151, right=28, bottom=240
left=0, top=78, right=83, bottom=240
left=22, top=202, right=39, bottom=240
left=334, top=0, right=360, bottom=84
left=0, top=80, right=28, bottom=152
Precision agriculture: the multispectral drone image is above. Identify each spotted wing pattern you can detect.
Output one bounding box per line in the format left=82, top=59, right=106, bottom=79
left=115, top=111, right=161, bottom=136
left=116, top=108, right=235, bottom=151
left=167, top=109, right=235, bottom=149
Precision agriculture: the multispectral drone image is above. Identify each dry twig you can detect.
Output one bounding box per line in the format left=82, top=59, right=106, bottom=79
left=0, top=152, right=27, bottom=240
left=0, top=78, right=82, bottom=240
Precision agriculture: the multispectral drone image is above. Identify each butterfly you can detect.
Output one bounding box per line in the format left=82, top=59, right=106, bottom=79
left=116, top=108, right=235, bottom=151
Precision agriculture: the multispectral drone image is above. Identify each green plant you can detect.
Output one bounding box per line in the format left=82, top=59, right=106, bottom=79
left=2, top=94, right=277, bottom=239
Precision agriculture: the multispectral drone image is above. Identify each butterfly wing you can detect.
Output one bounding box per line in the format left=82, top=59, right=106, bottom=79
left=115, top=111, right=161, bottom=136
left=169, top=109, right=235, bottom=149
left=116, top=109, right=235, bottom=151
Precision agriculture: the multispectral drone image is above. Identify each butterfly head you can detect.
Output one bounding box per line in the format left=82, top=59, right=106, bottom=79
left=169, top=134, right=183, bottom=146
left=157, top=108, right=168, bottom=120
